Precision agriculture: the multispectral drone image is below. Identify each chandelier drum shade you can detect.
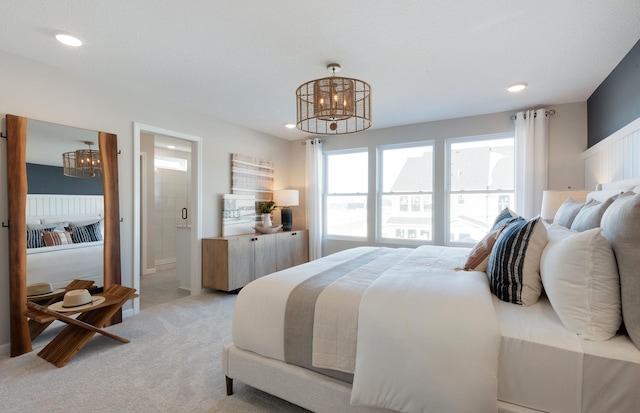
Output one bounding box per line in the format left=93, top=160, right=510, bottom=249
left=62, top=141, right=102, bottom=178
left=296, top=63, right=371, bottom=135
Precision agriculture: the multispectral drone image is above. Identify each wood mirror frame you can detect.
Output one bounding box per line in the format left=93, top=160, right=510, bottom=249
left=6, top=114, right=121, bottom=357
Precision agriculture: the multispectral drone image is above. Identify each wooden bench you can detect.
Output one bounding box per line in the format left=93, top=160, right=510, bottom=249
left=26, top=284, right=137, bottom=367
left=26, top=279, right=97, bottom=341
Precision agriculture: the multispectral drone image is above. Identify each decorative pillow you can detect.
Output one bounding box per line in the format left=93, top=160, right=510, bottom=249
left=490, top=208, right=521, bottom=231
left=69, top=221, right=103, bottom=243
left=541, top=225, right=621, bottom=341
left=600, top=191, right=640, bottom=350
left=42, top=230, right=74, bottom=247
left=26, top=226, right=55, bottom=249
left=587, top=188, right=627, bottom=203
left=570, top=197, right=614, bottom=232
left=553, top=197, right=584, bottom=228
left=31, top=221, right=68, bottom=232
left=463, top=226, right=504, bottom=271
left=487, top=217, right=548, bottom=305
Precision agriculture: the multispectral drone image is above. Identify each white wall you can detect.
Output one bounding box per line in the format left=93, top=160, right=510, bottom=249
left=289, top=102, right=588, bottom=255
left=583, top=116, right=640, bottom=188
left=0, top=50, right=292, bottom=351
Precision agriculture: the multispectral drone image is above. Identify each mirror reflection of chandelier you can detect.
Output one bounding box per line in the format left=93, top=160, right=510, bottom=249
left=296, top=63, right=372, bottom=135
left=62, top=141, right=102, bottom=178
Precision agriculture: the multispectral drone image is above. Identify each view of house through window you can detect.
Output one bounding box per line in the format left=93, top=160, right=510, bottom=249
left=323, top=135, right=513, bottom=246
left=325, top=150, right=368, bottom=238
left=447, top=136, right=514, bottom=244
left=379, top=143, right=433, bottom=242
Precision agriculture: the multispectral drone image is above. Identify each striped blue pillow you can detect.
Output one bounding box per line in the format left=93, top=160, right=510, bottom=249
left=69, top=221, right=103, bottom=243
left=487, top=217, right=548, bottom=305
left=26, top=227, right=55, bottom=249
left=490, top=208, right=521, bottom=231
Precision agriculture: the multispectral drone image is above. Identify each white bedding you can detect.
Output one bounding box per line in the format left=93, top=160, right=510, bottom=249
left=350, top=246, right=500, bottom=413
left=495, top=294, right=640, bottom=413
left=312, top=247, right=412, bottom=374
left=233, top=247, right=380, bottom=361
left=231, top=244, right=640, bottom=413
left=233, top=245, right=501, bottom=413
left=27, top=240, right=104, bottom=289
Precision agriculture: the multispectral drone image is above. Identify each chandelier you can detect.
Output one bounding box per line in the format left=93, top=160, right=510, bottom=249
left=62, top=141, right=102, bottom=178
left=296, top=63, right=371, bottom=135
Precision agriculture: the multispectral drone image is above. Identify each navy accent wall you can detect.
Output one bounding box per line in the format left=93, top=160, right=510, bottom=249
left=27, top=163, right=104, bottom=195
left=587, top=39, right=640, bottom=147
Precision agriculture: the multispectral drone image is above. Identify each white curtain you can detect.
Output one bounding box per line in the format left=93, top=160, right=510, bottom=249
left=514, top=109, right=549, bottom=218
left=305, top=138, right=323, bottom=260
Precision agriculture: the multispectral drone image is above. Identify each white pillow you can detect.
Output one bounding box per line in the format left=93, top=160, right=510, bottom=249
left=553, top=197, right=583, bottom=228
left=541, top=224, right=621, bottom=341
left=587, top=188, right=626, bottom=203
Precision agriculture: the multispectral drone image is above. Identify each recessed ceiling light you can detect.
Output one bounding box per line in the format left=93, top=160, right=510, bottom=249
left=167, top=145, right=176, bottom=149
left=507, top=83, right=527, bottom=93
left=55, top=33, right=83, bottom=47
left=284, top=123, right=296, bottom=129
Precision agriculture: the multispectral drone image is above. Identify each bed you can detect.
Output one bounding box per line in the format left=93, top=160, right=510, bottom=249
left=26, top=195, right=105, bottom=290
left=222, top=179, right=640, bottom=413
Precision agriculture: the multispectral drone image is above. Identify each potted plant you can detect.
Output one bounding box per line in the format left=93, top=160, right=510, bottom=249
left=258, top=200, right=277, bottom=227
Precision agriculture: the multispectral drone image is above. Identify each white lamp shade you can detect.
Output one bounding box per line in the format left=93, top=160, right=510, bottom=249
left=274, top=189, right=299, bottom=207
left=540, top=189, right=590, bottom=221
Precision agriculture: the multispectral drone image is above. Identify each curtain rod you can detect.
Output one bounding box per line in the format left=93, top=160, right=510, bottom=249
left=509, top=109, right=555, bottom=120
left=300, top=139, right=324, bottom=145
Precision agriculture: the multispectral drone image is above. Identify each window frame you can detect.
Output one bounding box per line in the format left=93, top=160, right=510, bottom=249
left=376, top=140, right=434, bottom=246
left=323, top=147, right=369, bottom=241
left=444, top=132, right=514, bottom=247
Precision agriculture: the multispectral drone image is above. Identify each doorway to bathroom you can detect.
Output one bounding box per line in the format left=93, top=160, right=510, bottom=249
left=133, top=123, right=202, bottom=313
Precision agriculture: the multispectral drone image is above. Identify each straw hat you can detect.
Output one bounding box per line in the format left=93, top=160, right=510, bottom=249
left=48, top=289, right=106, bottom=312
left=27, top=282, right=64, bottom=299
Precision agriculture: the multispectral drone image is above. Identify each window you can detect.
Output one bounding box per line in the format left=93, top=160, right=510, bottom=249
left=447, top=135, right=514, bottom=244
left=325, top=150, right=368, bottom=238
left=154, top=155, right=187, bottom=171
left=378, top=143, right=433, bottom=243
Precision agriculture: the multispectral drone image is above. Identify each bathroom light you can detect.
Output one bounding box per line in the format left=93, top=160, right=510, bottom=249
left=55, top=33, right=83, bottom=47
left=507, top=83, right=527, bottom=93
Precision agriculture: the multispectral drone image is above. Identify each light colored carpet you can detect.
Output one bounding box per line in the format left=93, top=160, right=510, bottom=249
left=0, top=291, right=309, bottom=412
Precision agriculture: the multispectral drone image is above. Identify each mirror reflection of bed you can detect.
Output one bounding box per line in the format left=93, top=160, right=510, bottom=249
left=138, top=132, right=192, bottom=309
left=26, top=119, right=105, bottom=293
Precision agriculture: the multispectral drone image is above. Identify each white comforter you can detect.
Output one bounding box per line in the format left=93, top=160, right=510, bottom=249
left=350, top=246, right=501, bottom=413
left=232, top=245, right=501, bottom=413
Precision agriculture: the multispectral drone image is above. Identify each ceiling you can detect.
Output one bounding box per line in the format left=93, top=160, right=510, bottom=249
left=1, top=1, right=639, bottom=140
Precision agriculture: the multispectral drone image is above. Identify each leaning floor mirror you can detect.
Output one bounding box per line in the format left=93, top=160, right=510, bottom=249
left=5, top=114, right=121, bottom=357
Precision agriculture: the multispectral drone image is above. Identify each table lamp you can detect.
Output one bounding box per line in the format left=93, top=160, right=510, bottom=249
left=274, top=189, right=299, bottom=231
left=540, top=189, right=590, bottom=222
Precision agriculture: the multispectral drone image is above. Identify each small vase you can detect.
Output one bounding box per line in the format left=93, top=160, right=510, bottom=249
left=262, top=213, right=272, bottom=228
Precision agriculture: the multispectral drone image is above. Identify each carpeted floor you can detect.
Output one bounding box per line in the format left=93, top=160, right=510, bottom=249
left=0, top=291, right=309, bottom=412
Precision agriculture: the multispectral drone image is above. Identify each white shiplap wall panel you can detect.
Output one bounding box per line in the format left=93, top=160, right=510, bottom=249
left=26, top=195, right=103, bottom=219
left=583, top=117, right=640, bottom=190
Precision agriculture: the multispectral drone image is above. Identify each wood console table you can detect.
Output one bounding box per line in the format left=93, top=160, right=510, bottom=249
left=202, top=230, right=309, bottom=291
